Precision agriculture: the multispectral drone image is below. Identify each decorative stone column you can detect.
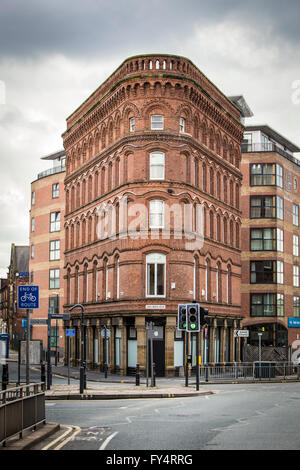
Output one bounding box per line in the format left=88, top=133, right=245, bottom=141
left=165, top=315, right=176, bottom=377
left=136, top=316, right=146, bottom=375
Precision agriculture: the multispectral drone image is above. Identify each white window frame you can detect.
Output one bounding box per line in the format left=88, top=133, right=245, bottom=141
left=293, top=204, right=299, bottom=226
left=150, top=152, right=165, bottom=180
left=50, top=240, right=60, bottom=261
left=52, top=183, right=59, bottom=199
left=294, top=265, right=299, bottom=287
left=50, top=212, right=61, bottom=232
left=277, top=261, right=284, bottom=284
left=149, top=200, right=164, bottom=229
left=151, top=115, right=164, bottom=130
left=146, top=253, right=166, bottom=298
left=49, top=268, right=60, bottom=289
left=179, top=117, right=185, bottom=133
left=130, top=117, right=135, bottom=132
left=31, top=218, right=35, bottom=232
left=293, top=234, right=299, bottom=257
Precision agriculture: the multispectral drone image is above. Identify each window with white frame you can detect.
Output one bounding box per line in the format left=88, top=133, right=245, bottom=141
left=179, top=117, right=185, bottom=133
left=293, top=234, right=299, bottom=257
left=50, top=212, right=60, bottom=232
left=50, top=240, right=60, bottom=261
left=49, top=268, right=60, bottom=289
left=149, top=200, right=164, bottom=229
left=130, top=117, right=135, bottom=132
left=294, top=265, right=299, bottom=287
left=31, top=218, right=35, bottom=232
left=31, top=245, right=34, bottom=259
left=293, top=204, right=299, bottom=226
left=52, top=183, right=59, bottom=199
left=31, top=191, right=35, bottom=206
left=151, top=115, right=164, bottom=130
left=146, top=253, right=166, bottom=297
left=150, top=152, right=165, bottom=180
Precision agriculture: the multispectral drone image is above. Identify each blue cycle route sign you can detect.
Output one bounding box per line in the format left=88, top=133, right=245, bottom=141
left=18, top=285, right=39, bottom=309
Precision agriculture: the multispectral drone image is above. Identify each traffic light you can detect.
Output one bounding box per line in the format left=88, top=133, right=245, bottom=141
left=177, top=304, right=187, bottom=330
left=187, top=304, right=200, bottom=332
left=200, top=307, right=209, bottom=326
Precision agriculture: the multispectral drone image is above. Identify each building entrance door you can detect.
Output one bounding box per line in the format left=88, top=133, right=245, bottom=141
left=147, top=324, right=165, bottom=377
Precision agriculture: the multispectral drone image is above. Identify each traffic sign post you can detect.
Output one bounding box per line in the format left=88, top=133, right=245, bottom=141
left=66, top=329, right=75, bottom=385
left=17, top=286, right=39, bottom=386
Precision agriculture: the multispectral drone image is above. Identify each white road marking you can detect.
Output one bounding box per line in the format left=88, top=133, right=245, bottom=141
left=99, top=431, right=119, bottom=450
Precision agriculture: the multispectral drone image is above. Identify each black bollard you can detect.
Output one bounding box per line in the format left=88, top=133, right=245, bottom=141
left=2, top=364, right=9, bottom=391
left=136, top=363, right=140, bottom=386
left=153, top=362, right=156, bottom=387
left=41, top=362, right=46, bottom=384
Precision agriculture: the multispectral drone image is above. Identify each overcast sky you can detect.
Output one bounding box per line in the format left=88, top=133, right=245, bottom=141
left=0, top=0, right=300, bottom=277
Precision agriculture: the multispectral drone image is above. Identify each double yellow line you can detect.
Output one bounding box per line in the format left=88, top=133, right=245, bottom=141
left=42, top=425, right=81, bottom=450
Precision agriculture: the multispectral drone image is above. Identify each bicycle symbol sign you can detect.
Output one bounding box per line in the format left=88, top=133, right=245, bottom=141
left=18, top=286, right=39, bottom=309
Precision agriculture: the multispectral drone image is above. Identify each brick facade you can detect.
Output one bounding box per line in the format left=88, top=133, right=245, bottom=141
left=29, top=157, right=65, bottom=356
left=63, top=55, right=244, bottom=375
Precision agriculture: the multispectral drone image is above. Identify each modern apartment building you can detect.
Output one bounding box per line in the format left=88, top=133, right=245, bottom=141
left=63, top=54, right=245, bottom=376
left=241, top=125, right=300, bottom=351
left=29, top=150, right=66, bottom=357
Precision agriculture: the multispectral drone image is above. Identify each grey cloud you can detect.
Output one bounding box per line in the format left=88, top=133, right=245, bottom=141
left=0, top=0, right=300, bottom=60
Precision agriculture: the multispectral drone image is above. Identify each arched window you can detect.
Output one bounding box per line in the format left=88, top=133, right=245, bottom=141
left=83, top=264, right=88, bottom=303
left=209, top=211, right=214, bottom=239
left=88, top=175, right=93, bottom=202
left=227, top=264, right=232, bottom=304
left=236, top=222, right=240, bottom=249
left=230, top=220, right=234, bottom=246
left=92, top=261, right=97, bottom=303
left=209, top=168, right=214, bottom=196
left=103, top=258, right=109, bottom=300
left=202, top=163, right=207, bottom=192
left=216, top=214, right=221, bottom=242
left=205, top=259, right=211, bottom=301
left=216, top=262, right=222, bottom=303
left=82, top=179, right=86, bottom=206
left=235, top=183, right=240, bottom=210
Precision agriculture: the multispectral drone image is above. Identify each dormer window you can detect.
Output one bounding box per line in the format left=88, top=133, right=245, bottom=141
left=151, top=115, right=164, bottom=130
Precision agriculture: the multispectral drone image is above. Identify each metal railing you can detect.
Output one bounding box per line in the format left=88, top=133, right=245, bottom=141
left=0, top=383, right=46, bottom=447
left=193, top=362, right=299, bottom=382
left=242, top=143, right=300, bottom=167
left=37, top=164, right=66, bottom=180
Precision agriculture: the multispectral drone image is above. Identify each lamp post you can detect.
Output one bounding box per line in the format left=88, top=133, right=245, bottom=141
left=69, top=304, right=85, bottom=394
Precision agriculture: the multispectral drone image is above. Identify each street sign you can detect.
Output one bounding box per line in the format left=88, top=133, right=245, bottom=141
left=18, top=285, right=39, bottom=309
left=101, top=328, right=111, bottom=339
left=49, top=313, right=70, bottom=320
left=66, top=329, right=75, bottom=337
left=234, top=330, right=249, bottom=338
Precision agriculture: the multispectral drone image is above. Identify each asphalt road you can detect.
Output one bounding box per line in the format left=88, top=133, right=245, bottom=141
left=31, top=382, right=300, bottom=451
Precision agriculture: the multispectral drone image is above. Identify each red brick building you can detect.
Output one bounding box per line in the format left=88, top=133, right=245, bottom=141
left=63, top=54, right=244, bottom=376
left=241, top=125, right=300, bottom=353
left=29, top=151, right=66, bottom=357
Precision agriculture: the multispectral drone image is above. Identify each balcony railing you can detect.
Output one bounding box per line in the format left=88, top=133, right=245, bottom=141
left=37, top=164, right=66, bottom=180
left=242, top=142, right=300, bottom=167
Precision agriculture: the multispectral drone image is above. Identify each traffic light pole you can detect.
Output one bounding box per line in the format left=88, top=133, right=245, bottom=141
left=196, top=330, right=200, bottom=391
left=185, top=330, right=189, bottom=387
